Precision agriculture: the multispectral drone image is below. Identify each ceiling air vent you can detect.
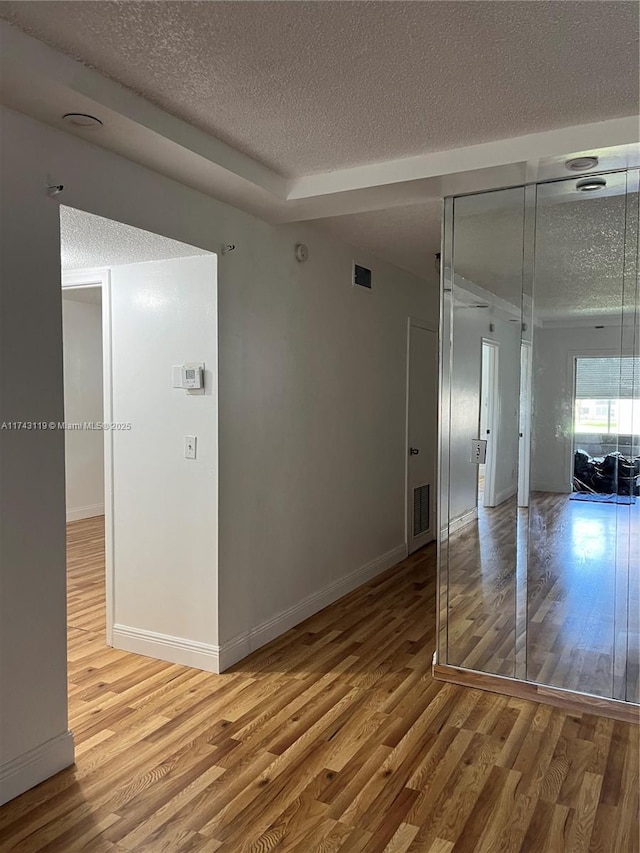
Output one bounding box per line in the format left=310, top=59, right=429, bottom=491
left=353, top=264, right=372, bottom=289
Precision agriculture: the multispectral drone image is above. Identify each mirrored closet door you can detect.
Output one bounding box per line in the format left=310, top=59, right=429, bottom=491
left=438, top=169, right=639, bottom=707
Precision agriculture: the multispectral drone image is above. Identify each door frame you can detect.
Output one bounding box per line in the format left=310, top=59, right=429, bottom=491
left=479, top=338, right=499, bottom=508
left=518, top=341, right=532, bottom=507
left=405, top=317, right=438, bottom=554
left=62, top=268, right=115, bottom=646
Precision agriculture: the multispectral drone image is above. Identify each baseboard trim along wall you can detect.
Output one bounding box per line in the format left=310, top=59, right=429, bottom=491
left=493, top=485, right=517, bottom=506
left=112, top=624, right=220, bottom=673
left=433, top=663, right=640, bottom=725
left=530, top=482, right=572, bottom=495
left=440, top=507, right=478, bottom=540
left=113, top=543, right=407, bottom=674
left=66, top=503, right=105, bottom=523
left=0, top=731, right=75, bottom=807
left=218, top=542, right=408, bottom=672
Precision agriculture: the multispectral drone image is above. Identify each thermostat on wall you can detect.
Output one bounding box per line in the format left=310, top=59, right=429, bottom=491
left=173, top=362, right=205, bottom=391
left=182, top=365, right=202, bottom=389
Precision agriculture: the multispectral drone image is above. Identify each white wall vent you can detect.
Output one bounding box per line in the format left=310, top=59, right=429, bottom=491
left=413, top=484, right=430, bottom=536
left=353, top=263, right=372, bottom=289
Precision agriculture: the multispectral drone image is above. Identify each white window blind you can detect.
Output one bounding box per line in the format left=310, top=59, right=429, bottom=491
left=575, top=357, right=640, bottom=399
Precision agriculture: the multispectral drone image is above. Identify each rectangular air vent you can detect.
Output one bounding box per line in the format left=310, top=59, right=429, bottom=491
left=413, top=484, right=430, bottom=537
left=354, top=263, right=372, bottom=289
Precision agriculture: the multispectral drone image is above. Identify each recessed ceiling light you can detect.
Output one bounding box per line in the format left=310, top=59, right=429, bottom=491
left=62, top=113, right=103, bottom=128
left=576, top=177, right=607, bottom=192
left=565, top=156, right=599, bottom=171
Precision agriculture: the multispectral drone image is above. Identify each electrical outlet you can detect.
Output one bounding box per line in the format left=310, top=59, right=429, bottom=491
left=470, top=439, right=487, bottom=464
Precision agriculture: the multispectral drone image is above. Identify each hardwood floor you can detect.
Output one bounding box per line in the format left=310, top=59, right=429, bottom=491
left=0, top=516, right=638, bottom=851
left=445, top=493, right=640, bottom=702
left=445, top=498, right=519, bottom=677
left=527, top=493, right=639, bottom=703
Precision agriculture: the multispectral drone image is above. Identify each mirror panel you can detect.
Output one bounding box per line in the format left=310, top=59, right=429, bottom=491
left=620, top=171, right=639, bottom=703
left=438, top=168, right=639, bottom=708
left=445, top=187, right=524, bottom=676
left=526, top=171, right=636, bottom=698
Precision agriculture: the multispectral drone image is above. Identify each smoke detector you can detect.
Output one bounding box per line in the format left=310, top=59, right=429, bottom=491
left=576, top=177, right=607, bottom=192
left=565, top=156, right=599, bottom=172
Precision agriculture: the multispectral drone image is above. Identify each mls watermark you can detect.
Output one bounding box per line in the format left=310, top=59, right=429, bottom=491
left=1, top=421, right=132, bottom=431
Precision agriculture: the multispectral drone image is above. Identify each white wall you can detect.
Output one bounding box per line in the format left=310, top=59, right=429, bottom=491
left=109, top=256, right=218, bottom=664
left=0, top=106, right=436, bottom=801
left=1, top=111, right=71, bottom=804
left=62, top=295, right=104, bottom=521
left=449, top=307, right=521, bottom=522
left=531, top=324, right=627, bottom=493
left=216, top=239, right=435, bottom=663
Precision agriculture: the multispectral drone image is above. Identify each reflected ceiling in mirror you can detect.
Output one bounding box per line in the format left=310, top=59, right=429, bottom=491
left=449, top=171, right=638, bottom=326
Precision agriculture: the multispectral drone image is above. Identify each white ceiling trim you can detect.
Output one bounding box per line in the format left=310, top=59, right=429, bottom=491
left=286, top=118, right=640, bottom=199
left=1, top=22, right=638, bottom=228
left=0, top=22, right=286, bottom=197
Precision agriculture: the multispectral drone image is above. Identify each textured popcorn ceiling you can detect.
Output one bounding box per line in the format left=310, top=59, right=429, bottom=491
left=453, top=185, right=638, bottom=320
left=0, top=1, right=638, bottom=178
left=535, top=193, right=636, bottom=319
left=60, top=207, right=209, bottom=270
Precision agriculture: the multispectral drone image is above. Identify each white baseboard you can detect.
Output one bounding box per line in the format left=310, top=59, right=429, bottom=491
left=66, top=502, right=104, bottom=522
left=112, top=624, right=221, bottom=673
left=441, top=507, right=478, bottom=540
left=217, top=543, right=408, bottom=672
left=492, top=485, right=518, bottom=506
left=531, top=482, right=572, bottom=495
left=113, top=544, right=407, bottom=676
left=0, top=731, right=74, bottom=806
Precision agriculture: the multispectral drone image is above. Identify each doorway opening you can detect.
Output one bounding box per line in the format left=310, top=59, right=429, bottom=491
left=60, top=205, right=217, bottom=666
left=62, top=282, right=105, bottom=524
left=62, top=277, right=107, bottom=645
left=518, top=341, right=532, bottom=508
left=478, top=339, right=499, bottom=508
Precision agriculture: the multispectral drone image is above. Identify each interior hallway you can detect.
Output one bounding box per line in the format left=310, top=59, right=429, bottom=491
left=0, top=518, right=637, bottom=851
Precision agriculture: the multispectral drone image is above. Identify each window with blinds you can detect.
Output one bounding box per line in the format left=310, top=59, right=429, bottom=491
left=575, top=357, right=640, bottom=399
left=574, top=357, right=640, bottom=436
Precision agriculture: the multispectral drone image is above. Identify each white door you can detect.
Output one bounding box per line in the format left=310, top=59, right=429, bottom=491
left=480, top=340, right=499, bottom=508
left=407, top=322, right=438, bottom=553
left=518, top=342, right=532, bottom=507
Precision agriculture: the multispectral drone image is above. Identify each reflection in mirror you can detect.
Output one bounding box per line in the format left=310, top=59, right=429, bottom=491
left=527, top=171, right=639, bottom=700
left=445, top=187, right=524, bottom=676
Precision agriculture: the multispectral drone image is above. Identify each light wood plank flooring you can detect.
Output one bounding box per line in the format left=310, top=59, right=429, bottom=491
left=446, top=493, right=639, bottom=701
left=0, top=516, right=638, bottom=851
left=527, top=492, right=639, bottom=703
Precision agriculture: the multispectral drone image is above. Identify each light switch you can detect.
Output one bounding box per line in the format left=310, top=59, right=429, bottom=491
left=185, top=435, right=197, bottom=459
left=470, top=439, right=487, bottom=464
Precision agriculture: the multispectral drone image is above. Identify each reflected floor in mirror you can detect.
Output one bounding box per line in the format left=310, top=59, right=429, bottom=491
left=527, top=492, right=639, bottom=703
left=446, top=494, right=639, bottom=702
left=446, top=498, right=518, bottom=678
